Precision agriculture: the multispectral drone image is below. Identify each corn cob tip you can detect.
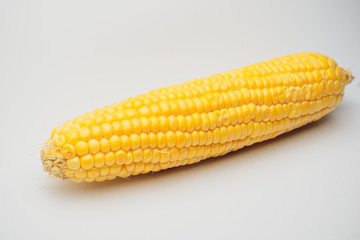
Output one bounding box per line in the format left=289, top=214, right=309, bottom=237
left=41, top=139, right=67, bottom=179
left=341, top=68, right=354, bottom=85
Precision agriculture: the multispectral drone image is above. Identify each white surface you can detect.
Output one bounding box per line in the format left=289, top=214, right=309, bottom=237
left=1, top=0, right=360, bottom=239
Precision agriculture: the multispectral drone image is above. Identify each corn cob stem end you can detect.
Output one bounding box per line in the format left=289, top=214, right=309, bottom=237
left=41, top=139, right=67, bottom=179
left=342, top=68, right=354, bottom=85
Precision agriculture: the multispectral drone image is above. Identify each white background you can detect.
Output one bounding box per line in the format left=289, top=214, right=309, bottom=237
left=1, top=0, right=359, bottom=239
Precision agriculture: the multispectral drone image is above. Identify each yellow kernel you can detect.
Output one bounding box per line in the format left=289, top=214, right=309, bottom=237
left=75, top=169, right=87, bottom=179
left=121, top=120, right=132, bottom=135
left=117, top=168, right=131, bottom=178
left=55, top=135, right=66, bottom=147
left=157, top=132, right=166, bottom=149
left=78, top=127, right=91, bottom=142
left=149, top=116, right=159, bottom=132
left=275, top=104, right=284, bottom=120
left=106, top=175, right=116, bottom=181
left=138, top=133, right=149, bottom=149
left=132, top=149, right=143, bottom=163
left=178, top=148, right=188, bottom=160
left=141, top=163, right=154, bottom=174
left=118, top=135, right=130, bottom=151
left=327, top=80, right=335, bottom=95
left=201, top=95, right=212, bottom=112
left=177, top=115, right=187, bottom=131
left=165, top=131, right=176, bottom=148
left=254, top=106, right=263, bottom=122
left=186, top=115, right=195, bottom=132
left=94, top=176, right=106, bottom=182
left=125, top=163, right=135, bottom=172
left=62, top=144, right=75, bottom=159
left=175, top=131, right=185, bottom=149
left=87, top=169, right=99, bottom=179
left=168, top=101, right=180, bottom=115
left=191, top=131, right=200, bottom=146
left=186, top=99, right=196, bottom=114
left=128, top=134, right=139, bottom=150
left=159, top=102, right=171, bottom=115
left=115, top=150, right=126, bottom=165
left=80, top=154, right=94, bottom=170
left=242, top=105, right=251, bottom=123
left=193, top=113, right=202, bottom=130
left=188, top=147, right=197, bottom=159
left=251, top=122, right=261, bottom=138
left=109, top=165, right=121, bottom=175
left=247, top=122, right=254, bottom=136
left=105, top=152, right=115, bottom=166
left=220, top=126, right=228, bottom=143
left=178, top=99, right=189, bottom=115
left=234, top=125, right=241, bottom=139
left=88, top=139, right=100, bottom=154
left=133, top=162, right=145, bottom=175
left=131, top=118, right=141, bottom=134
left=109, top=135, right=121, bottom=151
left=67, top=157, right=80, bottom=170
left=151, top=151, right=160, bottom=163
left=148, top=133, right=157, bottom=148
left=150, top=104, right=161, bottom=115
left=142, top=149, right=152, bottom=163
left=100, top=166, right=109, bottom=176
left=201, top=113, right=210, bottom=131
left=100, top=138, right=110, bottom=153
left=227, top=126, right=235, bottom=142
left=90, top=125, right=102, bottom=140
left=94, top=152, right=105, bottom=168
left=140, top=117, right=150, bottom=133
left=139, top=106, right=151, bottom=117
left=199, top=131, right=206, bottom=145
left=212, top=128, right=220, bottom=143
left=167, top=116, right=177, bottom=132
left=75, top=141, right=89, bottom=156
left=112, top=121, right=122, bottom=135
left=241, top=88, right=251, bottom=104
left=101, top=123, right=113, bottom=138
left=70, top=177, right=83, bottom=183
left=115, top=110, right=126, bottom=121
left=125, top=152, right=133, bottom=164
left=169, top=148, right=179, bottom=162
left=51, top=126, right=62, bottom=137
left=125, top=109, right=137, bottom=118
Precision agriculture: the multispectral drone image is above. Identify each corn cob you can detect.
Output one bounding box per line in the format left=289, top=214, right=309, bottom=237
left=41, top=52, right=354, bottom=183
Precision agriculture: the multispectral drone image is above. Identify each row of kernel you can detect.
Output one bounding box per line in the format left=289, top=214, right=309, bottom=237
left=103, top=69, right=337, bottom=112
left=57, top=93, right=338, bottom=150
left=75, top=77, right=342, bottom=127
left=221, top=68, right=341, bottom=93
left=64, top=104, right=331, bottom=172
left=90, top=80, right=340, bottom=123
left=219, top=55, right=333, bottom=80
left=56, top=92, right=339, bottom=149
left=89, top=61, right=341, bottom=116
left=60, top=104, right=301, bottom=156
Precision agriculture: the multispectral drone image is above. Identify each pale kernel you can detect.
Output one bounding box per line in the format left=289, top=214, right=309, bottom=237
left=67, top=157, right=80, bottom=170
left=75, top=169, right=86, bottom=179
